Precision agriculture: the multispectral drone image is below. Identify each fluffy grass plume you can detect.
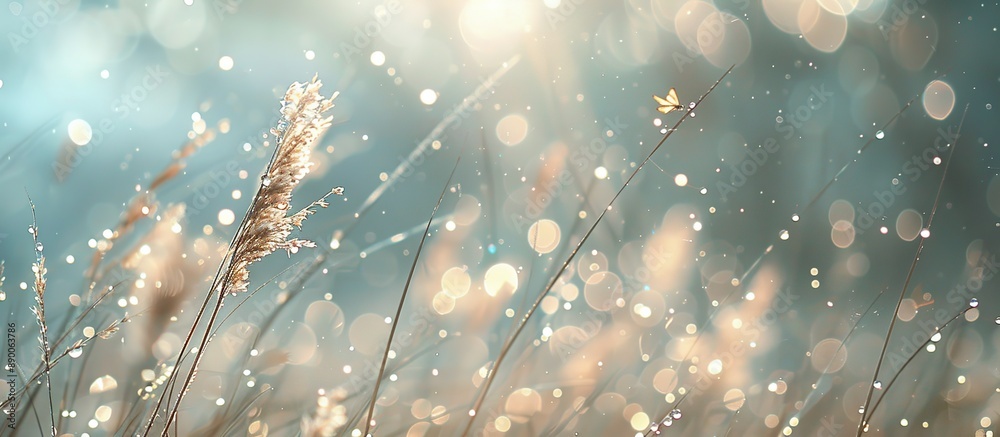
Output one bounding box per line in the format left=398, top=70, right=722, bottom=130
left=148, top=77, right=339, bottom=435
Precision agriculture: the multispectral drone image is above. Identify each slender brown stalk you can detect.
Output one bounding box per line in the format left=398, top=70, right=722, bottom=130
left=363, top=157, right=461, bottom=436
left=854, top=104, right=969, bottom=436
left=25, top=195, right=56, bottom=436
left=141, top=77, right=338, bottom=436
left=865, top=307, right=970, bottom=424
left=459, top=64, right=735, bottom=437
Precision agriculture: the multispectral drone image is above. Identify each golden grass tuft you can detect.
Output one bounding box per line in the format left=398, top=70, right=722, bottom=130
left=149, top=77, right=340, bottom=435
left=224, top=77, right=338, bottom=295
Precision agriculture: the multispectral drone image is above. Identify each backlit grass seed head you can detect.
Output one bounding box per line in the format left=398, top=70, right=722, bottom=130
left=226, top=77, right=338, bottom=294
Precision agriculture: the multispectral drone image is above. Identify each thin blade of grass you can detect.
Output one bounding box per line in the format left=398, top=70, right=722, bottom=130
left=25, top=193, right=57, bottom=437
left=854, top=103, right=969, bottom=437
left=459, top=64, right=735, bottom=437
left=362, top=157, right=462, bottom=435
left=865, top=307, right=970, bottom=424
left=655, top=78, right=950, bottom=422
left=289, top=58, right=519, bottom=304
left=787, top=285, right=889, bottom=422
left=739, top=86, right=929, bottom=286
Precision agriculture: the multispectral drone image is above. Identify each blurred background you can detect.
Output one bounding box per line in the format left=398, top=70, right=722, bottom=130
left=1, top=0, right=999, bottom=435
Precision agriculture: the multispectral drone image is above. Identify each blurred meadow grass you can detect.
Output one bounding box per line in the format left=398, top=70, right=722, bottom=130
left=1, top=1, right=999, bottom=436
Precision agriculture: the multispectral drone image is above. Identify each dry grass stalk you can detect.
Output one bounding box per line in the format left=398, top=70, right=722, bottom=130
left=223, top=79, right=337, bottom=295
left=27, top=197, right=57, bottom=436
left=361, top=158, right=460, bottom=435
left=146, top=77, right=338, bottom=436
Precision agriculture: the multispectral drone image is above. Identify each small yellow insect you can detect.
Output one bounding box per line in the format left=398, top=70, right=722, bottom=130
left=652, top=87, right=684, bottom=114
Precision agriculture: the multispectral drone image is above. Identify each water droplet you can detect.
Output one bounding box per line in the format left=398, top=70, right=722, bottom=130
left=775, top=115, right=784, bottom=123
left=670, top=409, right=682, bottom=420
left=791, top=213, right=800, bottom=222
left=987, top=103, right=993, bottom=110
left=688, top=102, right=696, bottom=109
left=779, top=229, right=790, bottom=240
left=660, top=417, right=673, bottom=427
left=27, top=226, right=35, bottom=234
left=0, top=291, right=5, bottom=301
left=873, top=380, right=883, bottom=389
left=68, top=347, right=83, bottom=358
left=933, top=156, right=942, bottom=165
left=35, top=242, right=43, bottom=251
left=970, top=298, right=979, bottom=308
left=875, top=130, right=885, bottom=140
left=994, top=316, right=1000, bottom=325
left=858, top=406, right=865, bottom=414
left=261, top=176, right=271, bottom=187
left=930, top=332, right=941, bottom=342
left=332, top=186, right=345, bottom=195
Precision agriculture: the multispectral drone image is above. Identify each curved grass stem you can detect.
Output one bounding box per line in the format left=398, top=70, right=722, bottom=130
left=362, top=157, right=461, bottom=436
left=458, top=64, right=735, bottom=437
left=854, top=103, right=969, bottom=437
